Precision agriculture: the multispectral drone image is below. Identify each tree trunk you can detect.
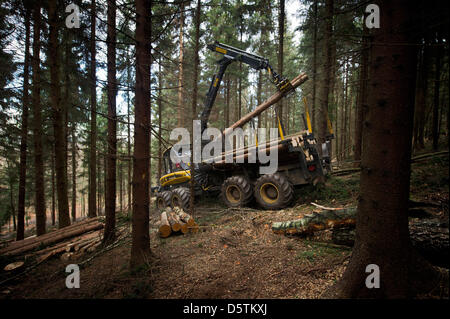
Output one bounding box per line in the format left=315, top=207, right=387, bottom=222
left=88, top=0, right=97, bottom=218
left=127, top=49, right=132, bottom=217
left=7, top=160, right=16, bottom=231
left=103, top=0, right=117, bottom=244
left=417, top=38, right=430, bottom=150
left=413, top=44, right=424, bottom=151
left=318, top=0, right=333, bottom=150
left=1, top=220, right=103, bottom=257
left=257, top=71, right=262, bottom=128
left=17, top=7, right=31, bottom=240
left=223, top=74, right=308, bottom=135
left=49, top=0, right=70, bottom=229
left=71, top=124, right=77, bottom=222
left=190, top=0, right=201, bottom=217
left=272, top=207, right=356, bottom=235
left=332, top=220, right=449, bottom=269
left=51, top=144, right=56, bottom=225
left=324, top=0, right=441, bottom=298
left=329, top=16, right=336, bottom=160
left=119, top=152, right=123, bottom=213
left=277, top=0, right=285, bottom=126
left=347, top=67, right=353, bottom=158
left=354, top=30, right=369, bottom=166
left=157, top=59, right=163, bottom=181
left=416, top=33, right=432, bottom=151
left=97, top=153, right=101, bottom=215
left=177, top=3, right=184, bottom=128
left=334, top=81, right=339, bottom=162
left=130, top=0, right=152, bottom=268
left=32, top=1, right=46, bottom=236
left=311, top=1, right=318, bottom=133
left=432, top=33, right=441, bottom=150
left=343, top=58, right=349, bottom=159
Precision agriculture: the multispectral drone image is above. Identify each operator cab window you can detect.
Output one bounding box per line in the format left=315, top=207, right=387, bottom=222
left=170, top=146, right=191, bottom=171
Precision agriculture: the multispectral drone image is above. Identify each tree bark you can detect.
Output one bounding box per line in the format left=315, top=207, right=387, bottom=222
left=51, top=144, right=56, bottom=225
left=272, top=207, right=356, bottom=235
left=71, top=124, right=77, bottom=222
left=119, top=151, right=123, bottom=213
left=276, top=0, right=285, bottom=126
left=256, top=71, right=262, bottom=128
left=190, top=0, right=201, bottom=217
left=49, top=0, right=70, bottom=229
left=7, top=160, right=16, bottom=231
left=432, top=32, right=441, bottom=150
left=89, top=0, right=97, bottom=218
left=311, top=0, right=318, bottom=133
left=159, top=211, right=171, bottom=238
left=318, top=0, right=333, bottom=152
left=324, top=0, right=441, bottom=298
left=127, top=49, right=132, bottom=217
left=17, top=6, right=31, bottom=240
left=32, top=1, right=46, bottom=236
left=97, top=153, right=101, bottom=215
left=224, top=73, right=308, bottom=135
left=177, top=3, right=185, bottom=128
left=157, top=59, right=163, bottom=181
left=131, top=0, right=152, bottom=268
left=416, top=34, right=431, bottom=150
left=343, top=58, right=349, bottom=159
left=104, top=0, right=117, bottom=244
left=354, top=30, right=369, bottom=166
left=2, top=221, right=103, bottom=257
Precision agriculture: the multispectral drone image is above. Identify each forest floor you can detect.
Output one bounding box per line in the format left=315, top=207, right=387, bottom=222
left=0, top=151, right=448, bottom=299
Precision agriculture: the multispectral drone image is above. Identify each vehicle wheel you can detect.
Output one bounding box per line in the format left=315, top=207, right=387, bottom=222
left=171, top=187, right=191, bottom=211
left=254, top=173, right=293, bottom=210
left=155, top=191, right=172, bottom=211
left=221, top=175, right=253, bottom=208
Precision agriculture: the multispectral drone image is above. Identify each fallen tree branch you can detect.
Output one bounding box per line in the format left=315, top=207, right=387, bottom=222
left=330, top=167, right=361, bottom=176
left=0, top=217, right=101, bottom=255
left=272, top=208, right=357, bottom=235
left=311, top=202, right=345, bottom=210
left=411, top=150, right=448, bottom=162
left=1, top=221, right=103, bottom=256
left=331, top=150, right=448, bottom=176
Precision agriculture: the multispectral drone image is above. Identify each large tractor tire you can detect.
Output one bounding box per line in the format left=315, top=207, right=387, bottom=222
left=221, top=175, right=253, bottom=208
left=156, top=191, right=172, bottom=211
left=171, top=187, right=191, bottom=211
left=254, top=173, right=294, bottom=210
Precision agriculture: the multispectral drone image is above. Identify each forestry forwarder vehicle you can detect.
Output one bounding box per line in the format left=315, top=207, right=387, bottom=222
left=155, top=42, right=332, bottom=211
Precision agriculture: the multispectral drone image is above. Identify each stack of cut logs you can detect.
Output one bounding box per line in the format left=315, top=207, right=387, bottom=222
left=158, top=207, right=199, bottom=238
left=0, top=217, right=105, bottom=264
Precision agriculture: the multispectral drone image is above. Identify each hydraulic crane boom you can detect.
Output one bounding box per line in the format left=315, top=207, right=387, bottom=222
left=199, top=41, right=293, bottom=134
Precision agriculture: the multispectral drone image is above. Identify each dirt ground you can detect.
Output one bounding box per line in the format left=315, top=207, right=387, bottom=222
left=0, top=154, right=448, bottom=299
left=0, top=201, right=353, bottom=299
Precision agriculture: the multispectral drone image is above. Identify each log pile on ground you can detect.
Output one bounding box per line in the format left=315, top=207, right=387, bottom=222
left=0, top=217, right=112, bottom=264
left=271, top=206, right=356, bottom=235
left=158, top=207, right=199, bottom=238
left=272, top=203, right=449, bottom=268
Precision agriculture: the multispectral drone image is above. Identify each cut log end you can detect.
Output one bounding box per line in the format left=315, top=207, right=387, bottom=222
left=159, top=225, right=172, bottom=238
left=180, top=223, right=189, bottom=234
left=189, top=223, right=199, bottom=234
left=3, top=261, right=25, bottom=271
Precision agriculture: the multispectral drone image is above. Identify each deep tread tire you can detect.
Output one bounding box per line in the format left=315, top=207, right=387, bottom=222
left=171, top=187, right=191, bottom=211
left=221, top=175, right=253, bottom=208
left=254, top=173, right=294, bottom=210
left=156, top=191, right=172, bottom=211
